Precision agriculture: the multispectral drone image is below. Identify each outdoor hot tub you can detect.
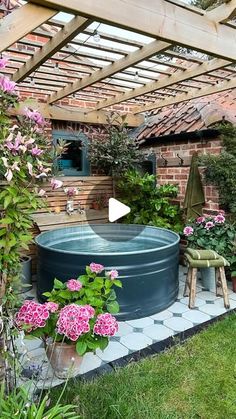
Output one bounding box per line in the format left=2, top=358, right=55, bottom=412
left=35, top=224, right=180, bottom=320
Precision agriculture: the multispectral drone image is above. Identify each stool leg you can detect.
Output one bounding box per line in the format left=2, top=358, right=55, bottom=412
left=219, top=266, right=230, bottom=309
left=189, top=268, right=197, bottom=309
left=215, top=268, right=223, bottom=297
left=184, top=267, right=191, bottom=297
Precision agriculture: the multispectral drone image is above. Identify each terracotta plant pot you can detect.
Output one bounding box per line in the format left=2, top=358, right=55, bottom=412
left=91, top=202, right=100, bottom=210
left=46, top=341, right=83, bottom=379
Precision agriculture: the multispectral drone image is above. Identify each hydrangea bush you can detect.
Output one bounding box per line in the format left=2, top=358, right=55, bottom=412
left=183, top=211, right=236, bottom=261
left=15, top=263, right=121, bottom=355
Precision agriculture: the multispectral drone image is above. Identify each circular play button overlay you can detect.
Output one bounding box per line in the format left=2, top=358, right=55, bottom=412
left=108, top=198, right=130, bottom=222
left=84, top=179, right=145, bottom=242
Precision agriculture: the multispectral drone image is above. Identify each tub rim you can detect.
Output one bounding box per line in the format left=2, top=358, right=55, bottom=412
left=35, top=224, right=180, bottom=256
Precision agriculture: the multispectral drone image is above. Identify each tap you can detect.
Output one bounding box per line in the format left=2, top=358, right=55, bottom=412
left=77, top=201, right=85, bottom=215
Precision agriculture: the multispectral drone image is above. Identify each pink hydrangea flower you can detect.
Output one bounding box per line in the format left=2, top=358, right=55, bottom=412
left=0, top=57, right=8, bottom=69
left=51, top=178, right=63, bottom=190
left=56, top=304, right=93, bottom=341
left=15, top=300, right=50, bottom=331
left=93, top=313, right=118, bottom=337
left=196, top=216, right=205, bottom=224
left=67, top=279, right=82, bottom=291
left=0, top=76, right=16, bottom=94
left=44, top=302, right=59, bottom=313
left=183, top=226, right=194, bottom=236
left=89, top=262, right=104, bottom=274
left=106, top=269, right=119, bottom=280
left=214, top=214, right=225, bottom=224
left=205, top=221, right=214, bottom=230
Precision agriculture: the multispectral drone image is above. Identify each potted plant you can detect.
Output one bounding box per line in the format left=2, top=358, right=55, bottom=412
left=91, top=193, right=108, bottom=210
left=183, top=212, right=236, bottom=290
left=64, top=186, right=80, bottom=214
left=14, top=262, right=121, bottom=378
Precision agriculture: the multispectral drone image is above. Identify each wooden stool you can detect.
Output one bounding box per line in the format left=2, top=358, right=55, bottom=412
left=184, top=251, right=230, bottom=309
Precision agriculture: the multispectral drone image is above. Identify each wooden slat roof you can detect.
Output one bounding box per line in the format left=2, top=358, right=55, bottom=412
left=0, top=0, right=235, bottom=125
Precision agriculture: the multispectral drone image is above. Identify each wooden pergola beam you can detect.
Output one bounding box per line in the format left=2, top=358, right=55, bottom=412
left=0, top=3, right=57, bottom=53
left=207, top=0, right=236, bottom=23
left=48, top=40, right=171, bottom=103
left=12, top=16, right=91, bottom=82
left=29, top=0, right=236, bottom=61
left=16, top=103, right=144, bottom=126
left=93, top=58, right=230, bottom=110
left=134, top=77, right=236, bottom=114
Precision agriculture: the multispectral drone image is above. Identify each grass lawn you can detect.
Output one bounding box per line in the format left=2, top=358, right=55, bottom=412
left=51, top=314, right=236, bottom=419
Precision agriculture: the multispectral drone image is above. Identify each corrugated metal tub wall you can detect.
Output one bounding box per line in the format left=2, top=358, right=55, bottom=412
left=35, top=224, right=180, bottom=320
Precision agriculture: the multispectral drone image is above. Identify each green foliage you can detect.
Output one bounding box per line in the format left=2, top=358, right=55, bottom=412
left=117, top=170, right=183, bottom=232
left=200, top=124, right=236, bottom=215
left=183, top=213, right=236, bottom=263
left=0, top=78, right=58, bottom=308
left=0, top=385, right=80, bottom=418
left=88, top=113, right=144, bottom=176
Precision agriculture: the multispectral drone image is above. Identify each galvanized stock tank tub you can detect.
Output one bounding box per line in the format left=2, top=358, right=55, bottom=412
left=35, top=224, right=180, bottom=320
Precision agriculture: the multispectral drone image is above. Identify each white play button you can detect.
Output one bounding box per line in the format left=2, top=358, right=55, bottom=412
left=108, top=198, right=130, bottom=223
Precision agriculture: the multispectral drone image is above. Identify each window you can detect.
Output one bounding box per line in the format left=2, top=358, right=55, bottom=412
left=52, top=130, right=90, bottom=176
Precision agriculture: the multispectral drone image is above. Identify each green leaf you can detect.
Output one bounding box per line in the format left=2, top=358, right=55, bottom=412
left=3, top=195, right=12, bottom=209
left=114, top=279, right=122, bottom=288
left=96, top=336, right=109, bottom=351
left=54, top=278, right=64, bottom=289
left=59, top=290, right=72, bottom=299
left=42, top=292, right=51, bottom=297
left=78, top=275, right=88, bottom=285
left=76, top=340, right=87, bottom=356
left=107, top=300, right=120, bottom=314
left=85, top=288, right=94, bottom=297
left=106, top=289, right=117, bottom=301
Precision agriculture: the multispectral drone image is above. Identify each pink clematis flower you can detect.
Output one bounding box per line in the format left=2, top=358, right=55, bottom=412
left=38, top=189, right=46, bottom=197
left=0, top=57, right=8, bottom=69
left=31, top=146, right=43, bottom=156
left=27, top=162, right=33, bottom=176
left=24, top=108, right=45, bottom=126
left=2, top=158, right=20, bottom=182
left=51, top=178, right=63, bottom=190
left=0, top=76, right=16, bottom=94
left=183, top=226, right=194, bottom=236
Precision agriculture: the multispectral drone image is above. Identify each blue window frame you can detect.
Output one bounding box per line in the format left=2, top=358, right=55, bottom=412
left=52, top=130, right=90, bottom=176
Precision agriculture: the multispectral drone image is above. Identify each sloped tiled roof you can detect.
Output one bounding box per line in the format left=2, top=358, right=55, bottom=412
left=134, top=90, right=236, bottom=142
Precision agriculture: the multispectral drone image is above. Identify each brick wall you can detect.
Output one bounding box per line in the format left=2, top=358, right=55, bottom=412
left=143, top=136, right=222, bottom=214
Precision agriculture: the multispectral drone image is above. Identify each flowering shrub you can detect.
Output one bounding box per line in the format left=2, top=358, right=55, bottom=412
left=0, top=60, right=64, bottom=303
left=183, top=211, right=236, bottom=260
left=15, top=263, right=121, bottom=355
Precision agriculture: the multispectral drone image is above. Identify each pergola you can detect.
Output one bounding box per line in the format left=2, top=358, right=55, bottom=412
left=1, top=0, right=236, bottom=126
